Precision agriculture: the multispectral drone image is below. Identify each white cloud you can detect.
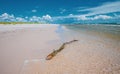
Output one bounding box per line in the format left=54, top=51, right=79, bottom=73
left=1, top=13, right=14, bottom=19
left=42, top=14, right=52, bottom=21
left=52, top=1, right=120, bottom=21
left=91, top=15, right=112, bottom=20
left=0, top=13, right=15, bottom=21
left=0, top=13, right=28, bottom=22
left=16, top=17, right=27, bottom=22
left=78, top=1, right=120, bottom=16
left=73, top=15, right=112, bottom=20
left=53, top=14, right=112, bottom=21
left=28, top=14, right=53, bottom=23
left=69, top=14, right=73, bottom=16
left=76, top=15, right=88, bottom=20
left=0, top=12, right=115, bottom=23
left=29, top=16, right=41, bottom=22
left=32, top=9, right=37, bottom=12
left=0, top=13, right=53, bottom=23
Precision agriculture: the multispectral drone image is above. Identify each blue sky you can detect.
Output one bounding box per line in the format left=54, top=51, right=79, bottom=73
left=0, top=0, right=120, bottom=24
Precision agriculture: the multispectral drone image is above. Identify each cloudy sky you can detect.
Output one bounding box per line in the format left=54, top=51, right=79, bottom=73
left=0, top=0, right=120, bottom=24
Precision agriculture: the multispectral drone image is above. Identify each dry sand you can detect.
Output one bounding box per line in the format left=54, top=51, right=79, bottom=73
left=0, top=24, right=120, bottom=74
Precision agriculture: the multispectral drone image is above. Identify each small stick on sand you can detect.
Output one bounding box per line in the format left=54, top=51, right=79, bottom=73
left=46, top=39, right=78, bottom=60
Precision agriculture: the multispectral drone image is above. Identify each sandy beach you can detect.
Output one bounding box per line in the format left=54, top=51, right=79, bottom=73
left=0, top=24, right=120, bottom=74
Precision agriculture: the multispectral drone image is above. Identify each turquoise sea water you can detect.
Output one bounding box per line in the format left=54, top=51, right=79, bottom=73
left=57, top=24, right=120, bottom=41
left=64, top=24, right=120, bottom=35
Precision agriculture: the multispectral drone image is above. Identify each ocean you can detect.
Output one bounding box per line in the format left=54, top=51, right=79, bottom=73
left=63, top=24, right=120, bottom=40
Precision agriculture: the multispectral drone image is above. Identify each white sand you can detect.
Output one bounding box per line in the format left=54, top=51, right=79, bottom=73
left=0, top=24, right=61, bottom=74
left=0, top=24, right=120, bottom=74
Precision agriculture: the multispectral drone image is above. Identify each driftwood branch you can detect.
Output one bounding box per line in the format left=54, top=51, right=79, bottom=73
left=46, top=40, right=78, bottom=60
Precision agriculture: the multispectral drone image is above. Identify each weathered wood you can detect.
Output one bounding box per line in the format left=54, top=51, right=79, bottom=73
left=46, top=40, right=78, bottom=60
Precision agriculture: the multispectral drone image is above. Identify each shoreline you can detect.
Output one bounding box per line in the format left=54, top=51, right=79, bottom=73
left=0, top=24, right=120, bottom=74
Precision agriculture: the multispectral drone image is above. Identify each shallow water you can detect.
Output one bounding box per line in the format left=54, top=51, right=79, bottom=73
left=63, top=24, right=120, bottom=41
left=64, top=24, right=120, bottom=34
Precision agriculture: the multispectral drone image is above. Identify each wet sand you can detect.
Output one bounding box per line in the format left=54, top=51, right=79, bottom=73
left=0, top=24, right=120, bottom=74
